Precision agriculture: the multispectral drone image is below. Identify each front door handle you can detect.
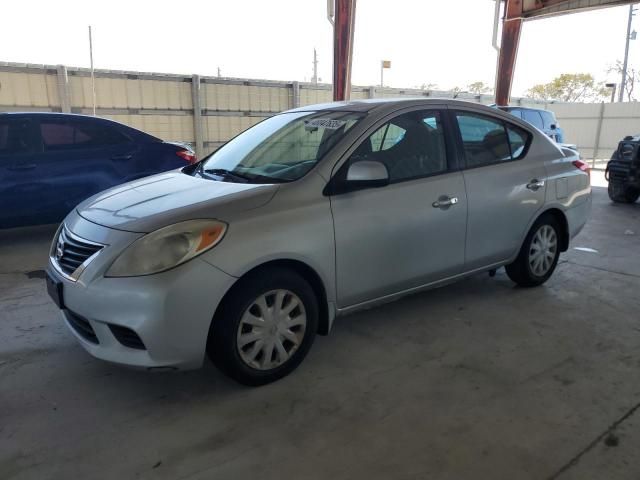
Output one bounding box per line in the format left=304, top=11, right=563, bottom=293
left=526, top=179, right=545, bottom=191
left=527, top=178, right=544, bottom=192
left=432, top=195, right=459, bottom=209
left=8, top=163, right=36, bottom=171
left=111, top=154, right=133, bottom=161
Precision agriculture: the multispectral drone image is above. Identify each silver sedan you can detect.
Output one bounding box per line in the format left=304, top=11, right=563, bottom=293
left=46, top=99, right=592, bottom=385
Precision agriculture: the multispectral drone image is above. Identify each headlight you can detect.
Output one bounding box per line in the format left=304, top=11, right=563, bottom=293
left=105, top=219, right=227, bottom=277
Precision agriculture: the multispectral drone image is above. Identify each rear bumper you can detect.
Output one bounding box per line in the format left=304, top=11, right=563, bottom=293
left=567, top=192, right=592, bottom=241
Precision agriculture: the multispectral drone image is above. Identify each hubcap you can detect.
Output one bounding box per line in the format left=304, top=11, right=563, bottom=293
left=236, top=289, right=307, bottom=370
left=528, top=224, right=557, bottom=277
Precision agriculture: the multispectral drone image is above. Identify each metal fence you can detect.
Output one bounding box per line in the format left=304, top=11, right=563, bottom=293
left=0, top=61, right=635, bottom=161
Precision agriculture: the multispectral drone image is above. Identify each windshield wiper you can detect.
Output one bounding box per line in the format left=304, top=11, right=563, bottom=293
left=202, top=168, right=250, bottom=183
left=201, top=166, right=293, bottom=184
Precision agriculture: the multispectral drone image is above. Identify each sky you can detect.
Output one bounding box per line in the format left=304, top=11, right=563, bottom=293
left=0, top=0, right=637, bottom=96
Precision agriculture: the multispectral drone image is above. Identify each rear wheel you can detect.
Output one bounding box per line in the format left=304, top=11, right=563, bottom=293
left=608, top=182, right=640, bottom=204
left=505, top=214, right=562, bottom=287
left=208, top=267, right=318, bottom=386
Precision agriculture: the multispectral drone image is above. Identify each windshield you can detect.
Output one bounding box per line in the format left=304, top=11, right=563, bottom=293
left=198, top=111, right=364, bottom=183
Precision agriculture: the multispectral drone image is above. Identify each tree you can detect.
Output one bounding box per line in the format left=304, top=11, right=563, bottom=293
left=417, top=82, right=438, bottom=91
left=525, top=73, right=609, bottom=102
left=608, top=60, right=637, bottom=101
left=450, top=86, right=464, bottom=98
left=467, top=81, right=493, bottom=95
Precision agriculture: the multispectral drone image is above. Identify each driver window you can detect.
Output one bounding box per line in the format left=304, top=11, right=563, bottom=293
left=369, top=124, right=406, bottom=152
left=350, top=110, right=448, bottom=182
left=0, top=119, right=34, bottom=156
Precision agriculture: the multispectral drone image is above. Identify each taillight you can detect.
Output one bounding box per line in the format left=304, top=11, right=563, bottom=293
left=176, top=149, right=197, bottom=164
left=573, top=159, right=591, bottom=182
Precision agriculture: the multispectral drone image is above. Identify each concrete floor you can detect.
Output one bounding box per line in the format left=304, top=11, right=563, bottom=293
left=1, top=172, right=639, bottom=480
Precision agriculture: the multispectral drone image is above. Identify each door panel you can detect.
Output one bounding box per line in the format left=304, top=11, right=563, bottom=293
left=32, top=118, right=138, bottom=220
left=462, top=159, right=546, bottom=269
left=331, top=172, right=468, bottom=307
left=453, top=110, right=546, bottom=269
left=330, top=108, right=466, bottom=308
left=0, top=117, right=42, bottom=227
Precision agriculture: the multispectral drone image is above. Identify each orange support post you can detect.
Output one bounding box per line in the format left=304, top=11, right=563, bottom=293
left=495, top=0, right=523, bottom=106
left=333, top=0, right=357, bottom=101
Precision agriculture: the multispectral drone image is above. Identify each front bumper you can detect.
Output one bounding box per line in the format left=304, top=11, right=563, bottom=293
left=49, top=213, right=237, bottom=370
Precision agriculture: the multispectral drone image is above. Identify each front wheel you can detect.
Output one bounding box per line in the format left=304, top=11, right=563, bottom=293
left=505, top=214, right=561, bottom=287
left=208, top=267, right=318, bottom=386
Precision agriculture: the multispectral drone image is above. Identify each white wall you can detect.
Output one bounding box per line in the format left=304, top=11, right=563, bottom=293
left=0, top=62, right=632, bottom=159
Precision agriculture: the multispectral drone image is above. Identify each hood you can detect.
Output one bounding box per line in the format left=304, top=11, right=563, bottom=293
left=76, top=171, right=278, bottom=233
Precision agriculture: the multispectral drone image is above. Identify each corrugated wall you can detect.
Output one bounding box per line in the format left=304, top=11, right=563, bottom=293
left=0, top=69, right=59, bottom=109
left=1, top=62, right=637, bottom=160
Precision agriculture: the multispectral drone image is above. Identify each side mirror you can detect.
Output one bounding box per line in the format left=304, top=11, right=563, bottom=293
left=324, top=160, right=390, bottom=195
left=346, top=160, right=389, bottom=187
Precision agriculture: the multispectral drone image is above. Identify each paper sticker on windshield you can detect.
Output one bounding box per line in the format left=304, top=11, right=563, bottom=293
left=304, top=119, right=346, bottom=130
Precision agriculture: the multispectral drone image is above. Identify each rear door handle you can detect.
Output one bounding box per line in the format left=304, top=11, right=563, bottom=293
left=526, top=179, right=545, bottom=191
left=111, top=154, right=133, bottom=161
left=7, top=164, right=36, bottom=171
left=432, top=195, right=459, bottom=209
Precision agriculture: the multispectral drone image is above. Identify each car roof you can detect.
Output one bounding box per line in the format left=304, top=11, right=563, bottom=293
left=0, top=111, right=161, bottom=141
left=285, top=97, right=510, bottom=115
left=0, top=112, right=109, bottom=120
left=500, top=106, right=553, bottom=114
left=283, top=98, right=540, bottom=137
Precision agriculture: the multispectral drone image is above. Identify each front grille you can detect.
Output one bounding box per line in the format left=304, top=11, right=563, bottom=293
left=108, top=325, right=146, bottom=350
left=66, top=311, right=99, bottom=344
left=54, top=227, right=103, bottom=277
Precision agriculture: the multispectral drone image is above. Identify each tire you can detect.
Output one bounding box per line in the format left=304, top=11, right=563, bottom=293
left=505, top=214, right=562, bottom=287
left=608, top=182, right=640, bottom=204
left=208, top=267, right=318, bottom=386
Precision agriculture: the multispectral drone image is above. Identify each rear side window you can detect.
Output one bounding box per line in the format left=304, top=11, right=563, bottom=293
left=506, top=109, right=523, bottom=119
left=41, top=123, right=74, bottom=147
left=506, top=125, right=529, bottom=159
left=455, top=112, right=531, bottom=167
left=0, top=119, right=35, bottom=156
left=40, top=120, right=128, bottom=151
left=522, top=110, right=544, bottom=130
left=539, top=111, right=556, bottom=129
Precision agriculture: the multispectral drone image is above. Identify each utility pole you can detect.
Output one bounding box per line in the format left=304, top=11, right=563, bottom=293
left=88, top=26, right=96, bottom=116
left=312, top=48, right=318, bottom=85
left=620, top=4, right=636, bottom=102
left=217, top=66, right=221, bottom=77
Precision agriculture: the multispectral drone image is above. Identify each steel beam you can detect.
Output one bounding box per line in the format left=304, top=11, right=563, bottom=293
left=333, top=0, right=357, bottom=101
left=494, top=0, right=637, bottom=105
left=495, top=0, right=523, bottom=106
left=522, top=0, right=636, bottom=19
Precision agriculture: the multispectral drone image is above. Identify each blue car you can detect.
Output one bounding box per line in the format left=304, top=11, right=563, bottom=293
left=0, top=113, right=196, bottom=228
left=497, top=106, right=565, bottom=143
